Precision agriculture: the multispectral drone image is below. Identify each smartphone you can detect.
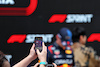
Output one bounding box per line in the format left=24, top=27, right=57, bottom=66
left=34, top=37, right=42, bottom=52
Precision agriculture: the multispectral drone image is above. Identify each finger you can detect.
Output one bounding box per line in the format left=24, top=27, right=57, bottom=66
left=44, top=44, right=47, bottom=52
left=31, top=43, right=35, bottom=50
left=52, top=63, right=57, bottom=67
left=42, top=42, right=46, bottom=51
left=36, top=49, right=40, bottom=55
left=44, top=46, right=47, bottom=53
left=45, top=46, right=47, bottom=51
left=33, top=63, right=39, bottom=67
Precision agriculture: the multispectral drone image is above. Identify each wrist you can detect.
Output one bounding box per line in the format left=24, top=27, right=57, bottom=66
left=40, top=64, right=45, bottom=67
left=40, top=60, right=46, bottom=62
left=40, top=62, right=48, bottom=65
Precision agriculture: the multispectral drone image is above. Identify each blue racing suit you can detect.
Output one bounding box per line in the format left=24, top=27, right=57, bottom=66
left=47, top=42, right=75, bottom=67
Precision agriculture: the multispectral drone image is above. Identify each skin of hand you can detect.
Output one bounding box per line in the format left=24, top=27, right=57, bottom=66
left=52, top=63, right=57, bottom=67
left=36, top=42, right=47, bottom=62
left=28, top=43, right=37, bottom=60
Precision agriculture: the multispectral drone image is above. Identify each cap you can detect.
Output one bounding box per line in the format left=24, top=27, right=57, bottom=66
left=57, top=27, right=72, bottom=41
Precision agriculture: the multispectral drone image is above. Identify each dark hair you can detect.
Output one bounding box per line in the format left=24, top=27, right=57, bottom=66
left=72, top=27, right=86, bottom=43
left=0, top=51, right=8, bottom=67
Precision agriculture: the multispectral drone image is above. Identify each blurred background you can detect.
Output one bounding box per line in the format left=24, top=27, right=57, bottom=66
left=0, top=0, right=100, bottom=66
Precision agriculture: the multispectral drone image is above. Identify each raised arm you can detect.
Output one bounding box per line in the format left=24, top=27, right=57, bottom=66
left=13, top=43, right=37, bottom=67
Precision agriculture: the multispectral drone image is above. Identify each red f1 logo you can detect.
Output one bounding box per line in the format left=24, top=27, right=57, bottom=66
left=87, top=33, right=100, bottom=42
left=7, top=35, right=26, bottom=43
left=48, top=14, right=67, bottom=23
left=0, top=0, right=38, bottom=16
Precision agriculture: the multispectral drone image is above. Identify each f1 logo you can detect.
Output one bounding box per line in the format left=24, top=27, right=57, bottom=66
left=87, top=33, right=100, bottom=42
left=0, top=0, right=38, bottom=16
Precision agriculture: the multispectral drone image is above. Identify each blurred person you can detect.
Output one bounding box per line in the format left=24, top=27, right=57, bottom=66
left=13, top=42, right=48, bottom=67
left=47, top=27, right=75, bottom=67
left=72, top=27, right=100, bottom=67
left=0, top=51, right=10, bottom=67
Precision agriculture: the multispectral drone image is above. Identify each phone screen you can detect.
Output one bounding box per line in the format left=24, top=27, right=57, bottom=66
left=34, top=37, right=42, bottom=52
